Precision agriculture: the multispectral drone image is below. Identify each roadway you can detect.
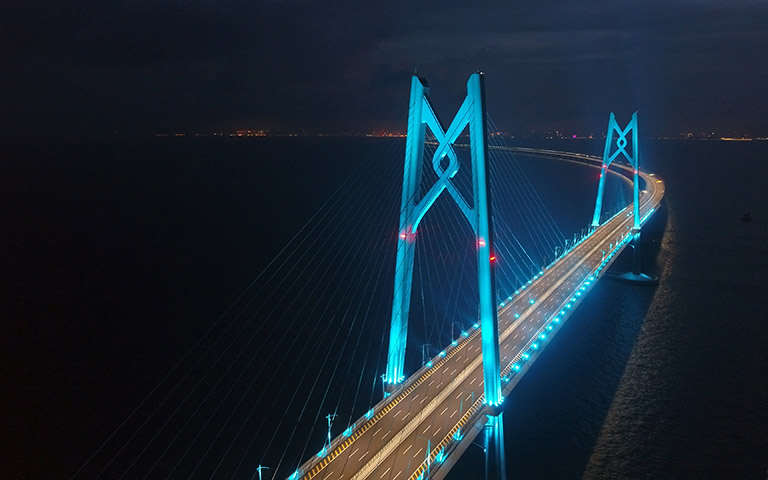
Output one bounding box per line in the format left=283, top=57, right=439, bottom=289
left=295, top=151, right=665, bottom=480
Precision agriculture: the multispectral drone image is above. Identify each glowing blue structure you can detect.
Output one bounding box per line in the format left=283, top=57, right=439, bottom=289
left=592, top=112, right=641, bottom=230
left=592, top=112, right=657, bottom=283
left=385, top=73, right=502, bottom=407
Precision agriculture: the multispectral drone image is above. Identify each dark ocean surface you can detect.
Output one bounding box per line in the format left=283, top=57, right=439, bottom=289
left=2, top=137, right=766, bottom=479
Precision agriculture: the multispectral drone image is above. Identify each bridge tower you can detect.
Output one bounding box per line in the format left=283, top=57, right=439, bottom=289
left=385, top=73, right=503, bottom=407
left=591, top=112, right=657, bottom=284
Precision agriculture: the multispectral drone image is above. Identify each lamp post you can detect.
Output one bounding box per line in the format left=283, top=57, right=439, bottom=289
left=417, top=435, right=432, bottom=478
left=253, top=465, right=268, bottom=480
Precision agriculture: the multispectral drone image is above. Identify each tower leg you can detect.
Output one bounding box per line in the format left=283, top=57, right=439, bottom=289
left=591, top=169, right=608, bottom=227
left=385, top=76, right=427, bottom=386
left=385, top=239, right=417, bottom=386
left=592, top=113, right=616, bottom=227
left=468, top=73, right=502, bottom=407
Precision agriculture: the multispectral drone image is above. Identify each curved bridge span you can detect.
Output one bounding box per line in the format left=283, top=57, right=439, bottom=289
left=292, top=148, right=665, bottom=480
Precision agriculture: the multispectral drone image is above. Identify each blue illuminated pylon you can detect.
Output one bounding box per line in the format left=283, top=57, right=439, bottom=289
left=385, top=73, right=502, bottom=407
left=591, top=112, right=641, bottom=231
left=592, top=112, right=657, bottom=283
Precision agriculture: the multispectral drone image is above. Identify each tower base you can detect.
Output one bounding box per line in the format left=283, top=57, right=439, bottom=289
left=383, top=381, right=402, bottom=397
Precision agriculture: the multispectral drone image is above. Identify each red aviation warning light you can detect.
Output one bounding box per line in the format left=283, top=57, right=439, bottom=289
left=477, top=238, right=486, bottom=247
left=399, top=226, right=415, bottom=242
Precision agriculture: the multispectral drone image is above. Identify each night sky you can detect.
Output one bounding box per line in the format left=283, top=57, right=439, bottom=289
left=2, top=1, right=767, bottom=138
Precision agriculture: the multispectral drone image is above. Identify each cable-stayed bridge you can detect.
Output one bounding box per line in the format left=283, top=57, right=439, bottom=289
left=72, top=74, right=664, bottom=480
left=291, top=148, right=663, bottom=480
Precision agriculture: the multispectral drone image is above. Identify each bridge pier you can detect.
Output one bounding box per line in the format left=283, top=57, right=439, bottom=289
left=616, top=228, right=658, bottom=284
left=483, top=413, right=507, bottom=480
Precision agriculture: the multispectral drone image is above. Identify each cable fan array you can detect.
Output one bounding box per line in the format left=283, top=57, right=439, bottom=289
left=72, top=121, right=632, bottom=480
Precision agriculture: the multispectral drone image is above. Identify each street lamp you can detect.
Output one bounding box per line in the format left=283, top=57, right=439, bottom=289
left=417, top=435, right=432, bottom=477
left=451, top=322, right=462, bottom=341
left=253, top=465, right=268, bottom=480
